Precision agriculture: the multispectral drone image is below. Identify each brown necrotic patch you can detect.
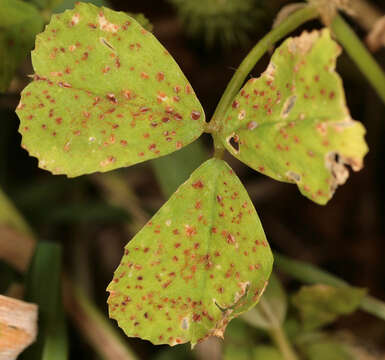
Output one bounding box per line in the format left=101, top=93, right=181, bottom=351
left=281, top=95, right=297, bottom=118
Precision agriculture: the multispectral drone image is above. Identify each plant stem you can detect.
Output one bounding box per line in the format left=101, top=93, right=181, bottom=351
left=268, top=326, right=299, bottom=360
left=208, top=5, right=319, bottom=130
left=257, top=297, right=299, bottom=360
left=274, top=252, right=385, bottom=321
left=212, top=133, right=225, bottom=159
left=330, top=14, right=385, bottom=104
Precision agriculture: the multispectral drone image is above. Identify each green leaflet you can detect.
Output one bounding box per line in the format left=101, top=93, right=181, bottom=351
left=218, top=29, right=368, bottom=205
left=107, top=158, right=273, bottom=346
left=0, top=0, right=44, bottom=92
left=16, top=3, right=205, bottom=177
left=292, top=284, right=366, bottom=331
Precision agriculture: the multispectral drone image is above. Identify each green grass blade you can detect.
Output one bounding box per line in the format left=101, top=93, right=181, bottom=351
left=23, top=242, right=68, bottom=360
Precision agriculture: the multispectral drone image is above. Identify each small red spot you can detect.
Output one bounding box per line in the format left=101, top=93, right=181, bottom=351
left=329, top=91, right=335, bottom=99
left=191, top=111, right=201, bottom=120
left=55, top=117, right=62, bottom=124
left=185, top=225, right=196, bottom=237
left=226, top=233, right=235, bottom=244
left=156, top=72, right=164, bottom=81
left=140, top=72, right=149, bottom=79
left=81, top=52, right=88, bottom=60
left=192, top=314, right=201, bottom=322
left=232, top=100, right=239, bottom=109
left=173, top=113, right=182, bottom=120
left=192, top=180, right=204, bottom=189
left=106, top=93, right=117, bottom=103
left=162, top=280, right=172, bottom=288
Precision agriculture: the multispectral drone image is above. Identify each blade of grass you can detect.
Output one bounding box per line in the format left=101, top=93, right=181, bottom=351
left=22, top=242, right=68, bottom=360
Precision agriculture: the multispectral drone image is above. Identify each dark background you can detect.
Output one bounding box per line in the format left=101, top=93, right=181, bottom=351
left=1, top=0, right=385, bottom=358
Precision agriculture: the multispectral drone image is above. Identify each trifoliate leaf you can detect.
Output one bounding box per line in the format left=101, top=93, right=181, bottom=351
left=107, top=158, right=273, bottom=346
left=218, top=29, right=368, bottom=205
left=16, top=3, right=205, bottom=177
left=0, top=0, right=44, bottom=92
left=292, top=284, right=366, bottom=331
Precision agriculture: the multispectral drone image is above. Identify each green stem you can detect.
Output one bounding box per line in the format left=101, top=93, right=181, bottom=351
left=256, top=297, right=299, bottom=360
left=330, top=14, right=385, bottom=104
left=208, top=5, right=319, bottom=130
left=274, top=252, right=385, bottom=321
left=212, top=133, right=225, bottom=159
left=268, top=326, right=299, bottom=360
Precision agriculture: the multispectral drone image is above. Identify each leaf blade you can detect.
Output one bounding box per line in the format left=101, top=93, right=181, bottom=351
left=107, top=158, right=273, bottom=346
left=16, top=3, right=205, bottom=176
left=219, top=29, right=368, bottom=204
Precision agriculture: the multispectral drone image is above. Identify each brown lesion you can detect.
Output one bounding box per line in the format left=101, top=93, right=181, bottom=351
left=325, top=151, right=363, bottom=193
